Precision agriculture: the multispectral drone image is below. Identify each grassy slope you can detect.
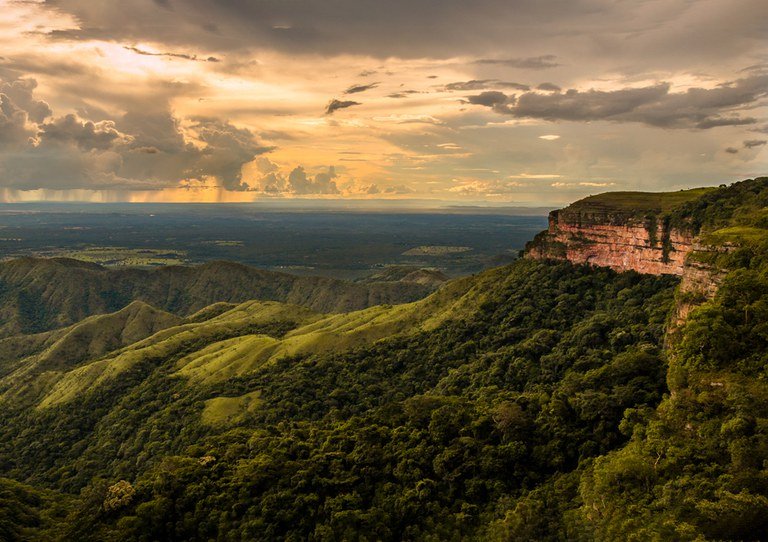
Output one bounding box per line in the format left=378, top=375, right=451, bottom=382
left=2, top=269, right=481, bottom=407
left=561, top=187, right=717, bottom=216
left=0, top=302, right=181, bottom=399
left=1, top=299, right=322, bottom=409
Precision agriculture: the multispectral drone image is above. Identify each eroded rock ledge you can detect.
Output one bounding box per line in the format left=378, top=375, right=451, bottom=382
left=526, top=210, right=694, bottom=275
left=524, top=191, right=731, bottom=320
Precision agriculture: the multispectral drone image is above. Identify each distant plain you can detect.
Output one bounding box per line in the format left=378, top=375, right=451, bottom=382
left=0, top=203, right=548, bottom=278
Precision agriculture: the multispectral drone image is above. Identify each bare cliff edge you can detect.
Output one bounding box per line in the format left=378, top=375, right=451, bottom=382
left=524, top=186, right=744, bottom=322
left=524, top=189, right=714, bottom=275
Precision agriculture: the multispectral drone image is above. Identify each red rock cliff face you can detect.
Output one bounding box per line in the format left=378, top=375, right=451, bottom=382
left=526, top=210, right=695, bottom=275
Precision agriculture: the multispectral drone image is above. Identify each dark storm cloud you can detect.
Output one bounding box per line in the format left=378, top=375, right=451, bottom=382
left=344, top=82, right=379, bottom=94
left=189, top=118, right=273, bottom=190
left=443, top=80, right=529, bottom=91
left=696, top=117, right=758, bottom=129
left=0, top=76, right=271, bottom=190
left=31, top=2, right=722, bottom=61
left=465, top=74, right=768, bottom=129
left=743, top=139, right=767, bottom=149
left=44, top=1, right=576, bottom=57
left=325, top=99, right=361, bottom=115
left=116, top=111, right=272, bottom=190
left=124, top=46, right=220, bottom=62
left=474, top=55, right=560, bottom=69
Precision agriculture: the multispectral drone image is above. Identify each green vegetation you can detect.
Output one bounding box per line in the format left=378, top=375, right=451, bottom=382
left=57, top=247, right=188, bottom=267
left=563, top=187, right=717, bottom=217
left=201, top=390, right=262, bottom=426
left=402, top=245, right=473, bottom=256
left=0, top=178, right=766, bottom=540
left=0, top=258, right=445, bottom=338
left=0, top=259, right=677, bottom=540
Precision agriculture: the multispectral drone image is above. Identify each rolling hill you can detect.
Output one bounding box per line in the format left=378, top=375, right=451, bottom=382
left=0, top=258, right=446, bottom=338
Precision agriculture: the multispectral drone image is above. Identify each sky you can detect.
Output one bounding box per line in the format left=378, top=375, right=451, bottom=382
left=0, top=0, right=766, bottom=206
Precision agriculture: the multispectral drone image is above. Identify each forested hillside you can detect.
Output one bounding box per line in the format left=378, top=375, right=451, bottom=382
left=1, top=178, right=767, bottom=541
left=0, top=258, right=444, bottom=338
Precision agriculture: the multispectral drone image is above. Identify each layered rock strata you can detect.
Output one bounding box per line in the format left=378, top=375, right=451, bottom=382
left=525, top=204, right=729, bottom=327
left=526, top=210, right=694, bottom=275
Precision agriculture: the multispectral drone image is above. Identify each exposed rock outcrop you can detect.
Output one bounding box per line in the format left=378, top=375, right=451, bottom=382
left=525, top=190, right=731, bottom=322
left=671, top=242, right=732, bottom=326
left=526, top=211, right=694, bottom=275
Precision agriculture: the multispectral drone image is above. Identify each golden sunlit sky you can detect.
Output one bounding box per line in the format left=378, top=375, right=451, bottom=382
left=0, top=0, right=766, bottom=205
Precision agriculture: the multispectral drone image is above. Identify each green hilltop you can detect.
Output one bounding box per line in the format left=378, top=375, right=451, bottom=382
left=0, top=177, right=767, bottom=541
left=561, top=187, right=717, bottom=216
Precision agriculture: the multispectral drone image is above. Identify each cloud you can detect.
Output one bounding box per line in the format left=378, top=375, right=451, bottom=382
left=37, top=0, right=767, bottom=80
left=344, top=82, right=379, bottom=94
left=465, top=74, right=768, bottom=129
left=465, top=91, right=516, bottom=114
left=696, top=117, right=757, bottom=129
left=325, top=99, right=361, bottom=115
left=387, top=90, right=420, bottom=98
left=0, top=93, right=37, bottom=147
left=537, top=82, right=561, bottom=92
left=124, top=46, right=220, bottom=62
left=443, top=80, right=529, bottom=91
left=448, top=179, right=526, bottom=196
left=538, top=134, right=560, bottom=140
left=37, top=3, right=582, bottom=59
left=39, top=114, right=129, bottom=150
left=383, top=184, right=413, bottom=194
left=249, top=163, right=342, bottom=194
left=0, top=79, right=51, bottom=123
left=725, top=147, right=739, bottom=154
left=474, top=55, right=559, bottom=69
left=550, top=181, right=616, bottom=188
left=372, top=114, right=443, bottom=124
left=744, top=139, right=767, bottom=149
left=287, top=165, right=340, bottom=194
left=0, top=76, right=270, bottom=190
left=188, top=118, right=273, bottom=190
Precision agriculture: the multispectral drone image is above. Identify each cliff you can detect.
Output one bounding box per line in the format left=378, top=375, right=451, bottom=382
left=525, top=188, right=714, bottom=275
left=526, top=211, right=695, bottom=275
left=524, top=181, right=768, bottom=322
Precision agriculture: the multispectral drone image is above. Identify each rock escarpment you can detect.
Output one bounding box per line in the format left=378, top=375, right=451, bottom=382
left=525, top=188, right=733, bottom=318
left=526, top=210, right=694, bottom=275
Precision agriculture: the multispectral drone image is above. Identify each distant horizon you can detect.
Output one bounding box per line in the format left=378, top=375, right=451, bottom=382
left=0, top=176, right=762, bottom=211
